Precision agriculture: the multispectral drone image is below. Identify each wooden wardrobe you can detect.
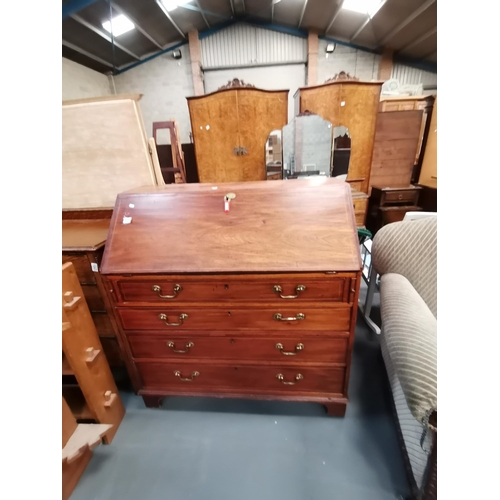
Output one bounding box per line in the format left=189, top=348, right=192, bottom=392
left=187, top=79, right=288, bottom=183
left=294, top=73, right=383, bottom=195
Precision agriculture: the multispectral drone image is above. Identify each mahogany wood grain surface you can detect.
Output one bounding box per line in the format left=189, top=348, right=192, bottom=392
left=117, top=305, right=352, bottom=332
left=114, top=275, right=351, bottom=304
left=101, top=178, right=361, bottom=274
left=136, top=361, right=345, bottom=396
left=102, top=179, right=362, bottom=415
left=128, top=335, right=348, bottom=364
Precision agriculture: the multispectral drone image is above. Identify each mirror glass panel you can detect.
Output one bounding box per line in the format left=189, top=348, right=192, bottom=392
left=331, top=126, right=351, bottom=180
left=282, top=113, right=333, bottom=179
left=265, top=129, right=283, bottom=179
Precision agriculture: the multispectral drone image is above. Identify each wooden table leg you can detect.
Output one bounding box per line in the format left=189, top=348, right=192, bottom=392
left=324, top=402, right=347, bottom=417
left=142, top=396, right=163, bottom=408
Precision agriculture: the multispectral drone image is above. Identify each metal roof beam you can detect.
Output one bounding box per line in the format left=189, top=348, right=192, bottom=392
left=62, top=39, right=114, bottom=68
left=350, top=0, right=388, bottom=42
left=70, top=14, right=141, bottom=59
left=62, top=0, right=100, bottom=19
left=298, top=0, right=308, bottom=28
left=155, top=0, right=186, bottom=38
left=195, top=1, right=210, bottom=28
left=379, top=0, right=436, bottom=46
left=325, top=1, right=343, bottom=35
left=399, top=27, right=437, bottom=53
left=111, top=4, right=163, bottom=49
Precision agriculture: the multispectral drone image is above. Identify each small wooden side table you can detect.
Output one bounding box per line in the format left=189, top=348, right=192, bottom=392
left=366, top=185, right=422, bottom=236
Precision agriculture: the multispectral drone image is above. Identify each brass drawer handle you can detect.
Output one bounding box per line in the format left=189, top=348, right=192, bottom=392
left=167, top=341, right=194, bottom=353
left=152, top=284, right=182, bottom=299
left=275, top=342, right=304, bottom=356
left=174, top=370, right=199, bottom=382
left=158, top=313, right=188, bottom=326
left=272, top=284, right=306, bottom=299
left=273, top=313, right=305, bottom=322
left=276, top=373, right=304, bottom=385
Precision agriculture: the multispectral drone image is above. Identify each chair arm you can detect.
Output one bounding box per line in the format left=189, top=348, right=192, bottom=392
left=380, top=273, right=437, bottom=426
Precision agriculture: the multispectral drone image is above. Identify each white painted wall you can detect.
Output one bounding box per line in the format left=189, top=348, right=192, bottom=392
left=112, top=46, right=194, bottom=143
left=204, top=64, right=306, bottom=123
left=62, top=58, right=112, bottom=100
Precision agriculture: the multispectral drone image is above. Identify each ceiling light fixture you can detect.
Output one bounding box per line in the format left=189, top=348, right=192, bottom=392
left=161, top=0, right=193, bottom=12
left=102, top=14, right=135, bottom=37
left=342, top=0, right=384, bottom=16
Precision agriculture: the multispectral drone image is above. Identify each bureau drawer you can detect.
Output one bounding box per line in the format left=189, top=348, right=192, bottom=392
left=382, top=190, right=420, bottom=204
left=114, top=276, right=350, bottom=304
left=128, top=334, right=349, bottom=364
left=117, top=306, right=352, bottom=332
left=137, top=362, right=345, bottom=395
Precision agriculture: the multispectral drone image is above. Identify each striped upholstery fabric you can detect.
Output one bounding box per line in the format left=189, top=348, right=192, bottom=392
left=379, top=273, right=437, bottom=425
left=381, top=333, right=432, bottom=490
left=372, top=217, right=437, bottom=427
left=372, top=217, right=437, bottom=318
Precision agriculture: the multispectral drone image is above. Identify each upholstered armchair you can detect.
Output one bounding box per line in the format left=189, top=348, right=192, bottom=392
left=372, top=216, right=437, bottom=500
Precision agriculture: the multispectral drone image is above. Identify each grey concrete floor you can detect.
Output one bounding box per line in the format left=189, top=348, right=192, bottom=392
left=71, top=294, right=409, bottom=500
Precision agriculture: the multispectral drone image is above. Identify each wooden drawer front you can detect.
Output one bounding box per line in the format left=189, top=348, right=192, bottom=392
left=62, top=254, right=95, bottom=284
left=380, top=206, right=422, bottom=225
left=137, top=362, right=345, bottom=395
left=117, top=306, right=352, bottom=332
left=100, top=337, right=123, bottom=366
left=92, top=312, right=116, bottom=337
left=115, top=277, right=348, bottom=304
left=352, top=198, right=367, bottom=211
left=81, top=285, right=106, bottom=312
left=382, top=190, right=419, bottom=204
left=355, top=212, right=366, bottom=227
left=128, top=335, right=348, bottom=364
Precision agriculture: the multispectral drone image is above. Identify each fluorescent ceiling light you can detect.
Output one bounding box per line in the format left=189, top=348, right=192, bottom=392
left=342, top=0, right=384, bottom=16
left=102, top=14, right=135, bottom=37
left=161, top=0, right=192, bottom=12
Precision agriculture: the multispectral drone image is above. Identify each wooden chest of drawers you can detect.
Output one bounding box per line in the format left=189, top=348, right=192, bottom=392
left=62, top=211, right=123, bottom=369
left=101, top=179, right=362, bottom=416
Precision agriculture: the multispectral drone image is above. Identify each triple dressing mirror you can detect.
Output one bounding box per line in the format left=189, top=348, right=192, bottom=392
left=265, top=112, right=351, bottom=181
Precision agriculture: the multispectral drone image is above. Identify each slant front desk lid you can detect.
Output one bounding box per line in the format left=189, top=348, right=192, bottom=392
left=101, top=178, right=361, bottom=275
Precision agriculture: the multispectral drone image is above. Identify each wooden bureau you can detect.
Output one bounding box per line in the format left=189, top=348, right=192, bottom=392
left=101, top=179, right=362, bottom=416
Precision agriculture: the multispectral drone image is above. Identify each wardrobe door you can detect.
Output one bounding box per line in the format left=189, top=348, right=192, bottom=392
left=339, top=84, right=381, bottom=193
left=188, top=92, right=240, bottom=183
left=236, top=89, right=288, bottom=182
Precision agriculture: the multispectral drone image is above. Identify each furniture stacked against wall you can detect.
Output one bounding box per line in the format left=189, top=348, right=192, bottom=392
left=62, top=94, right=165, bottom=376
left=379, top=94, right=436, bottom=183
left=187, top=79, right=288, bottom=183
left=62, top=262, right=125, bottom=441
left=152, top=120, right=187, bottom=184
left=294, top=72, right=383, bottom=226
left=369, top=110, right=423, bottom=190
left=417, top=97, right=437, bottom=189
left=366, top=185, right=423, bottom=236
left=100, top=179, right=362, bottom=417
left=62, top=210, right=122, bottom=368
